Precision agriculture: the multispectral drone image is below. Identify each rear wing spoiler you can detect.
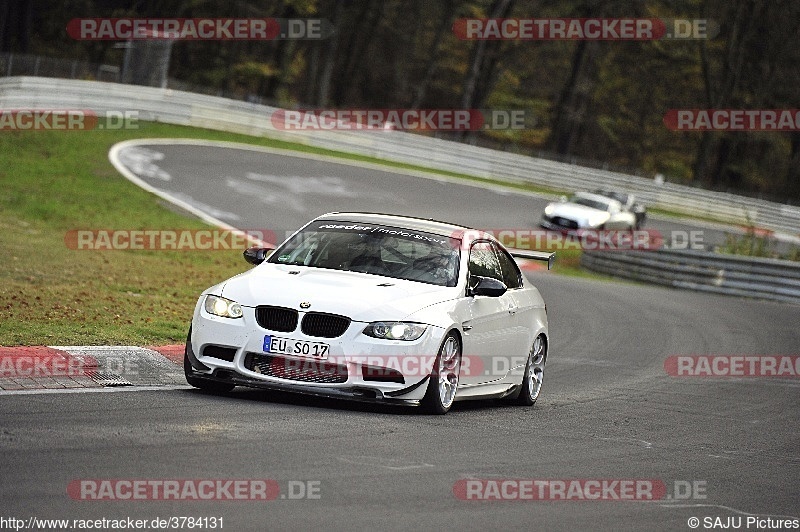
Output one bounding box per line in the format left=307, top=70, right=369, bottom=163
left=508, top=249, right=556, bottom=270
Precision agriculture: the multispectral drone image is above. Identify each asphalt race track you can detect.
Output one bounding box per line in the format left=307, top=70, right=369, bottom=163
left=2, top=142, right=798, bottom=531
left=112, top=141, right=747, bottom=250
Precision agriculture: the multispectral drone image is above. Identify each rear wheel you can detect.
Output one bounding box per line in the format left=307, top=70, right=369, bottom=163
left=184, top=328, right=235, bottom=393
left=421, top=333, right=462, bottom=414
left=515, top=335, right=546, bottom=406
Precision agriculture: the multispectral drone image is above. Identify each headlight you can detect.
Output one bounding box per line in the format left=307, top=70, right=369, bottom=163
left=204, top=295, right=243, bottom=319
left=544, top=204, right=554, bottom=216
left=362, top=322, right=427, bottom=341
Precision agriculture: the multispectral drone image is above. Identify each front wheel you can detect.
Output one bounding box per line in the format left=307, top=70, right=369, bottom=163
left=421, top=333, right=462, bottom=414
left=515, top=335, right=546, bottom=406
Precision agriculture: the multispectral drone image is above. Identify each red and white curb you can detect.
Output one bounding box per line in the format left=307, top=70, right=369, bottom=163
left=0, top=345, right=185, bottom=393
left=516, top=259, right=547, bottom=272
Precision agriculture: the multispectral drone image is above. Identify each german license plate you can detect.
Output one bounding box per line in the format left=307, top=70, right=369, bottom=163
left=263, top=335, right=330, bottom=360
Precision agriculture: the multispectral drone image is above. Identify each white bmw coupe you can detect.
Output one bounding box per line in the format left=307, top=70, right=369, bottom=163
left=185, top=212, right=553, bottom=414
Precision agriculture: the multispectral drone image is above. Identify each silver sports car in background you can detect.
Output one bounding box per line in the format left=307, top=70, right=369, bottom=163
left=185, top=212, right=554, bottom=414
left=540, top=191, right=637, bottom=232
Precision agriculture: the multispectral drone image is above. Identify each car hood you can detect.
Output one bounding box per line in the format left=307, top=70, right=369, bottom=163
left=547, top=202, right=610, bottom=227
left=217, top=263, right=460, bottom=323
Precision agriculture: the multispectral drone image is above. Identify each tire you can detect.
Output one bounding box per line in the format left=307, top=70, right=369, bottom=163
left=514, top=335, right=546, bottom=406
left=184, top=328, right=235, bottom=393
left=421, top=332, right=462, bottom=414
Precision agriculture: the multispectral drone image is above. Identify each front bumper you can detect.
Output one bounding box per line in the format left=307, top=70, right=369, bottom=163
left=540, top=217, right=578, bottom=232
left=187, top=301, right=447, bottom=404
left=185, top=361, right=430, bottom=406
left=540, top=218, right=603, bottom=236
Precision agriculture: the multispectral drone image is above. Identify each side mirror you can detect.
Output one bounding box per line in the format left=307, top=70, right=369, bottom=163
left=468, top=276, right=507, bottom=297
left=559, top=195, right=568, bottom=203
left=243, top=246, right=272, bottom=266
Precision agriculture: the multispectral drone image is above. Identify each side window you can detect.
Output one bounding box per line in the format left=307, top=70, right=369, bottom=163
left=468, top=241, right=503, bottom=286
left=493, top=243, right=522, bottom=289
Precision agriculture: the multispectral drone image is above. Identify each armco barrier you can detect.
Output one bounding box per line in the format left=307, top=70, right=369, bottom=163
left=2, top=76, right=800, bottom=235
left=580, top=250, right=800, bottom=304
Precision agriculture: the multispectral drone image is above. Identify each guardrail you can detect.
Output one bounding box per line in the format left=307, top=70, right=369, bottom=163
left=580, top=250, right=800, bottom=304
left=2, top=76, right=800, bottom=236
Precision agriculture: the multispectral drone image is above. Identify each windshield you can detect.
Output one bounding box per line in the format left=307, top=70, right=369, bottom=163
left=595, top=190, right=628, bottom=204
left=569, top=195, right=612, bottom=212
left=267, top=221, right=461, bottom=287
